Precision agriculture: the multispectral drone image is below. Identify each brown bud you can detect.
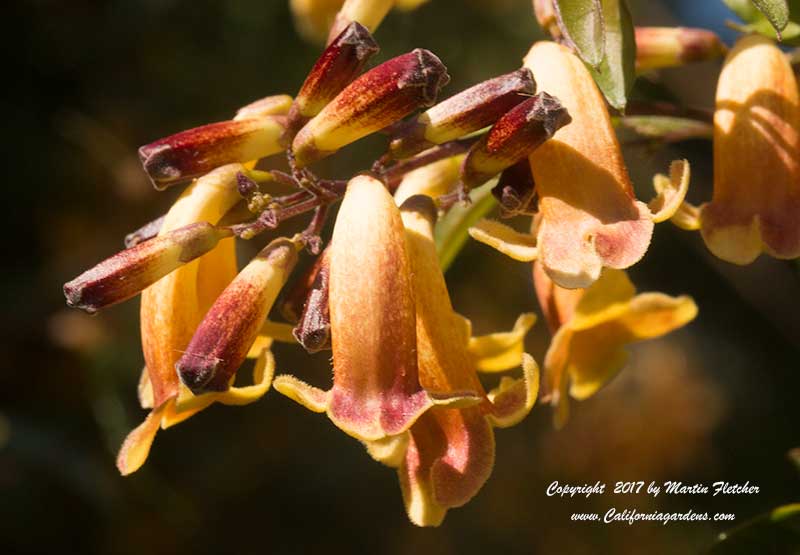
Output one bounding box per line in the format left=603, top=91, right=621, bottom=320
left=292, top=22, right=379, bottom=124
left=389, top=68, right=536, bottom=159
left=64, top=222, right=231, bottom=314
left=139, top=116, right=286, bottom=190
left=635, top=27, right=727, bottom=71
left=492, top=159, right=538, bottom=216
left=461, top=91, right=571, bottom=190
left=292, top=49, right=450, bottom=167
left=280, top=247, right=328, bottom=323
left=292, top=250, right=331, bottom=353
left=176, top=238, right=299, bottom=394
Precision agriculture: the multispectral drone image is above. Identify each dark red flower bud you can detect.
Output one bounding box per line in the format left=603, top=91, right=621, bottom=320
left=64, top=222, right=231, bottom=313
left=461, top=91, right=570, bottom=190
left=139, top=116, right=287, bottom=190
left=389, top=68, right=536, bottom=159
left=289, top=22, right=380, bottom=131
left=292, top=48, right=450, bottom=167
left=176, top=238, right=299, bottom=394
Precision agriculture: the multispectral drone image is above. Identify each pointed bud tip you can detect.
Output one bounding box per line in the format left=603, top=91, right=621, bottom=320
left=176, top=354, right=221, bottom=394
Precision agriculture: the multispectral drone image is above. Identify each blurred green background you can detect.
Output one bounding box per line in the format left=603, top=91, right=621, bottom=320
left=3, top=1, right=799, bottom=553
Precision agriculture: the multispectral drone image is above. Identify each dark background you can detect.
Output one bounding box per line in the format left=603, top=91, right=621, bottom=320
left=2, top=1, right=799, bottom=553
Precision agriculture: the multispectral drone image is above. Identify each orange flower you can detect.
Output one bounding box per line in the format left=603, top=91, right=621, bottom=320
left=669, top=35, right=800, bottom=264
left=534, top=262, right=697, bottom=428
left=367, top=196, right=538, bottom=526
left=469, top=41, right=690, bottom=289
left=116, top=165, right=283, bottom=475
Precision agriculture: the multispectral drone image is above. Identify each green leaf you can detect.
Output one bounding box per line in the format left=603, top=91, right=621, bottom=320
left=589, top=0, right=636, bottom=111
left=435, top=181, right=496, bottom=273
left=724, top=0, right=800, bottom=43
left=709, top=503, right=800, bottom=554
left=553, top=0, right=606, bottom=67
left=752, top=0, right=790, bottom=33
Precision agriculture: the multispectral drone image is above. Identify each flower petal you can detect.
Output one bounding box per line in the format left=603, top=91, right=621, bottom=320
left=648, top=159, right=691, bottom=222
left=469, top=313, right=537, bottom=373
left=468, top=219, right=538, bottom=261
left=273, top=375, right=330, bottom=413
left=364, top=433, right=410, bottom=467
left=116, top=404, right=166, bottom=476
left=486, top=353, right=539, bottom=428
left=399, top=408, right=495, bottom=527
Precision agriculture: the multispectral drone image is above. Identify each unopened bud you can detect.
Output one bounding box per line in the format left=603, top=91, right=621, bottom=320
left=234, top=94, right=293, bottom=121
left=281, top=248, right=328, bottom=322
left=635, top=27, right=727, bottom=71
left=327, top=0, right=393, bottom=45
left=492, top=160, right=537, bottom=216
left=292, top=49, right=450, bottom=167
left=176, top=238, right=299, bottom=394
left=64, top=222, right=231, bottom=314
left=292, top=22, right=379, bottom=126
left=389, top=68, right=536, bottom=159
left=461, top=92, right=570, bottom=190
left=139, top=116, right=287, bottom=190
left=292, top=250, right=331, bottom=353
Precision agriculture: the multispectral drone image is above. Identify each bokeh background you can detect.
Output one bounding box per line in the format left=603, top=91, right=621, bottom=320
left=3, top=1, right=799, bottom=553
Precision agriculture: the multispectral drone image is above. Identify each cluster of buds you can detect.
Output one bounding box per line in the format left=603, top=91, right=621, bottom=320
left=66, top=0, right=793, bottom=528
left=63, top=11, right=576, bottom=526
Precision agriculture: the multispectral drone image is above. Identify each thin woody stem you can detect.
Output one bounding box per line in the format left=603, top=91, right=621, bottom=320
left=622, top=100, right=714, bottom=124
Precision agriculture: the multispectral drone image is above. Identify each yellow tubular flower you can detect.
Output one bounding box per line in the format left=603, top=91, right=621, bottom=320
left=327, top=0, right=394, bottom=44
left=533, top=262, right=697, bottom=428
left=368, top=196, right=539, bottom=527
left=274, top=176, right=476, bottom=442
left=469, top=41, right=690, bottom=289
left=674, top=35, right=800, bottom=264
left=117, top=164, right=277, bottom=475
left=290, top=0, right=345, bottom=43
left=393, top=153, right=464, bottom=205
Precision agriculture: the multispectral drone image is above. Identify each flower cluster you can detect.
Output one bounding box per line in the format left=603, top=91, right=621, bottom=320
left=63, top=0, right=798, bottom=526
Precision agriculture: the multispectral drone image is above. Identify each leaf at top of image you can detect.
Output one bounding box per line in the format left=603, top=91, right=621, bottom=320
left=554, top=0, right=606, bottom=67
left=724, top=0, right=799, bottom=42
left=589, top=0, right=636, bottom=111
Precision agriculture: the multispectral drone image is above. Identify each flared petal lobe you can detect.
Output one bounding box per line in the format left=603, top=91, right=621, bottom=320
left=702, top=34, right=800, bottom=263
left=534, top=263, right=697, bottom=427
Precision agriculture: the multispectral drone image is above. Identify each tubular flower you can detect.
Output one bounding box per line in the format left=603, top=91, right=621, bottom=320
left=327, top=0, right=395, bottom=44
left=533, top=261, right=698, bottom=428
left=669, top=35, right=800, bottom=264
left=117, top=164, right=279, bottom=475
left=469, top=41, right=690, bottom=289
left=273, top=175, right=476, bottom=442
left=367, top=196, right=539, bottom=527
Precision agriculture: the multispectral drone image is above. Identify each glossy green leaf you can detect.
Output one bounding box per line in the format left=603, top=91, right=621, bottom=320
left=554, top=0, right=605, bottom=67
left=589, top=0, right=636, bottom=111
left=725, top=0, right=800, bottom=43
left=435, top=181, right=496, bottom=273
left=709, top=503, right=800, bottom=554
left=752, top=0, right=790, bottom=33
